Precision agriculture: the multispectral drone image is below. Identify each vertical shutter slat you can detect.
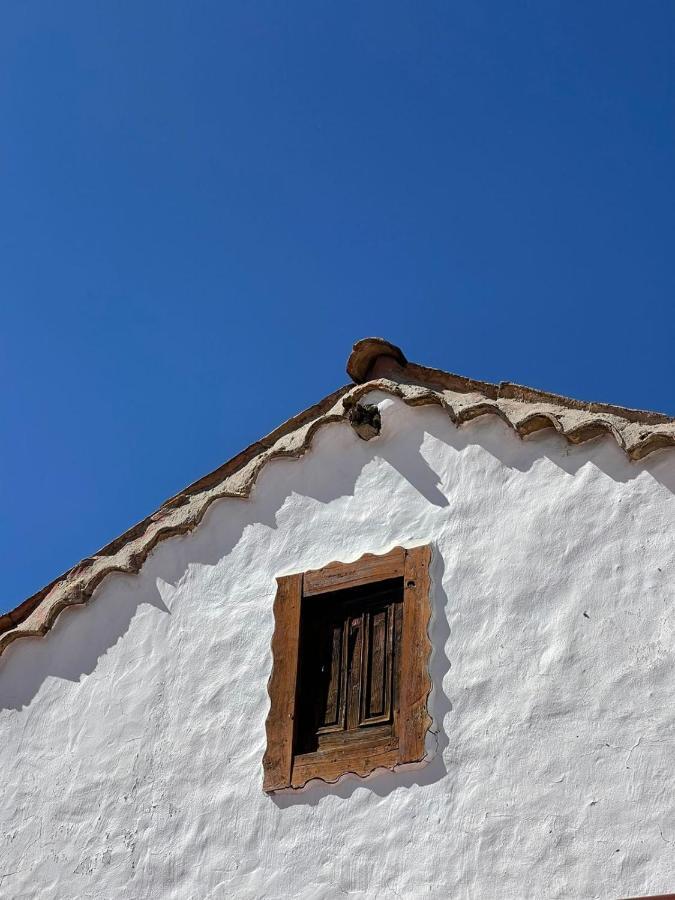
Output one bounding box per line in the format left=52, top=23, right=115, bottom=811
left=359, top=603, right=396, bottom=724
left=369, top=608, right=387, bottom=716
left=346, top=613, right=364, bottom=730
left=321, top=619, right=345, bottom=728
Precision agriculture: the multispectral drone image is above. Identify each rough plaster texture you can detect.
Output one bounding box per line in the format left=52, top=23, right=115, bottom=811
left=1, top=395, right=673, bottom=899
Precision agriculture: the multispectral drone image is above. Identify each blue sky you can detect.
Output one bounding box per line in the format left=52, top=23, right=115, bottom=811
left=2, top=2, right=674, bottom=613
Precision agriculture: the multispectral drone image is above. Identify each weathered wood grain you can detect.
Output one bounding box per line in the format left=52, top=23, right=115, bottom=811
left=303, top=547, right=405, bottom=596
left=399, top=545, right=433, bottom=763
left=262, top=573, right=303, bottom=792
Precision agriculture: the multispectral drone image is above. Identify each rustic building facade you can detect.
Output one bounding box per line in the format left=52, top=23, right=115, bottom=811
left=1, top=338, right=673, bottom=898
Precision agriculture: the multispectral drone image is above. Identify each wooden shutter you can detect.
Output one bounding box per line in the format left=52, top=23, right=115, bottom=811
left=359, top=597, right=401, bottom=726
left=295, top=581, right=403, bottom=754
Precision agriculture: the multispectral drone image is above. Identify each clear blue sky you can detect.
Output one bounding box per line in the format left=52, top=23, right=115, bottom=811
left=2, top=2, right=674, bottom=613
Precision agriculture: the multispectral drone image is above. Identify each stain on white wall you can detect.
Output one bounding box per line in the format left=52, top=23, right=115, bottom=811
left=1, top=395, right=673, bottom=899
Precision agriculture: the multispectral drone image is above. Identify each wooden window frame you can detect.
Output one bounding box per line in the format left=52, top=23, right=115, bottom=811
left=263, top=545, right=433, bottom=792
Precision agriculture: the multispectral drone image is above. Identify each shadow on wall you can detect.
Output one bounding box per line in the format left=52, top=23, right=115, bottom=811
left=0, top=578, right=170, bottom=712
left=270, top=549, right=453, bottom=808
left=169, top=411, right=454, bottom=576
left=0, top=398, right=671, bottom=715
left=0, top=413, right=452, bottom=713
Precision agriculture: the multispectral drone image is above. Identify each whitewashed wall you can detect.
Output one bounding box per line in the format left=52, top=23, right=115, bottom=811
left=1, top=394, right=673, bottom=900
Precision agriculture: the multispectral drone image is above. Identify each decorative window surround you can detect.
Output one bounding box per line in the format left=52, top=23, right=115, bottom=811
left=263, top=545, right=433, bottom=792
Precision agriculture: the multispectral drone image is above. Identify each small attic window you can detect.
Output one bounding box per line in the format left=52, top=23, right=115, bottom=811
left=295, top=578, right=402, bottom=757
left=263, top=545, right=432, bottom=792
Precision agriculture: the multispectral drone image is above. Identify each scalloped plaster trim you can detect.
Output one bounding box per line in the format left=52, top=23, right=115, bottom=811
left=2, top=365, right=674, bottom=656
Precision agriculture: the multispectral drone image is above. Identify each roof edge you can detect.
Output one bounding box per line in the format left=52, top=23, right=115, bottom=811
left=347, top=338, right=675, bottom=425
left=1, top=338, right=673, bottom=658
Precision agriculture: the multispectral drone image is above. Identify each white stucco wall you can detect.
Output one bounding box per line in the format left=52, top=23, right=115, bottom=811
left=1, top=394, right=674, bottom=900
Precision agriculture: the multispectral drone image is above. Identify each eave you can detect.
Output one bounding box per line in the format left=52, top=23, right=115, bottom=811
left=1, top=337, right=673, bottom=656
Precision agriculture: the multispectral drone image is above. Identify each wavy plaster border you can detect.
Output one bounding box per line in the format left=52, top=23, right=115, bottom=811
left=2, top=341, right=674, bottom=656
left=264, top=545, right=434, bottom=792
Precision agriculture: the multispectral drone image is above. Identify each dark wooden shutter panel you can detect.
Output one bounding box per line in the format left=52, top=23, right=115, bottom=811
left=321, top=619, right=346, bottom=729
left=359, top=602, right=398, bottom=725
left=297, top=582, right=402, bottom=752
